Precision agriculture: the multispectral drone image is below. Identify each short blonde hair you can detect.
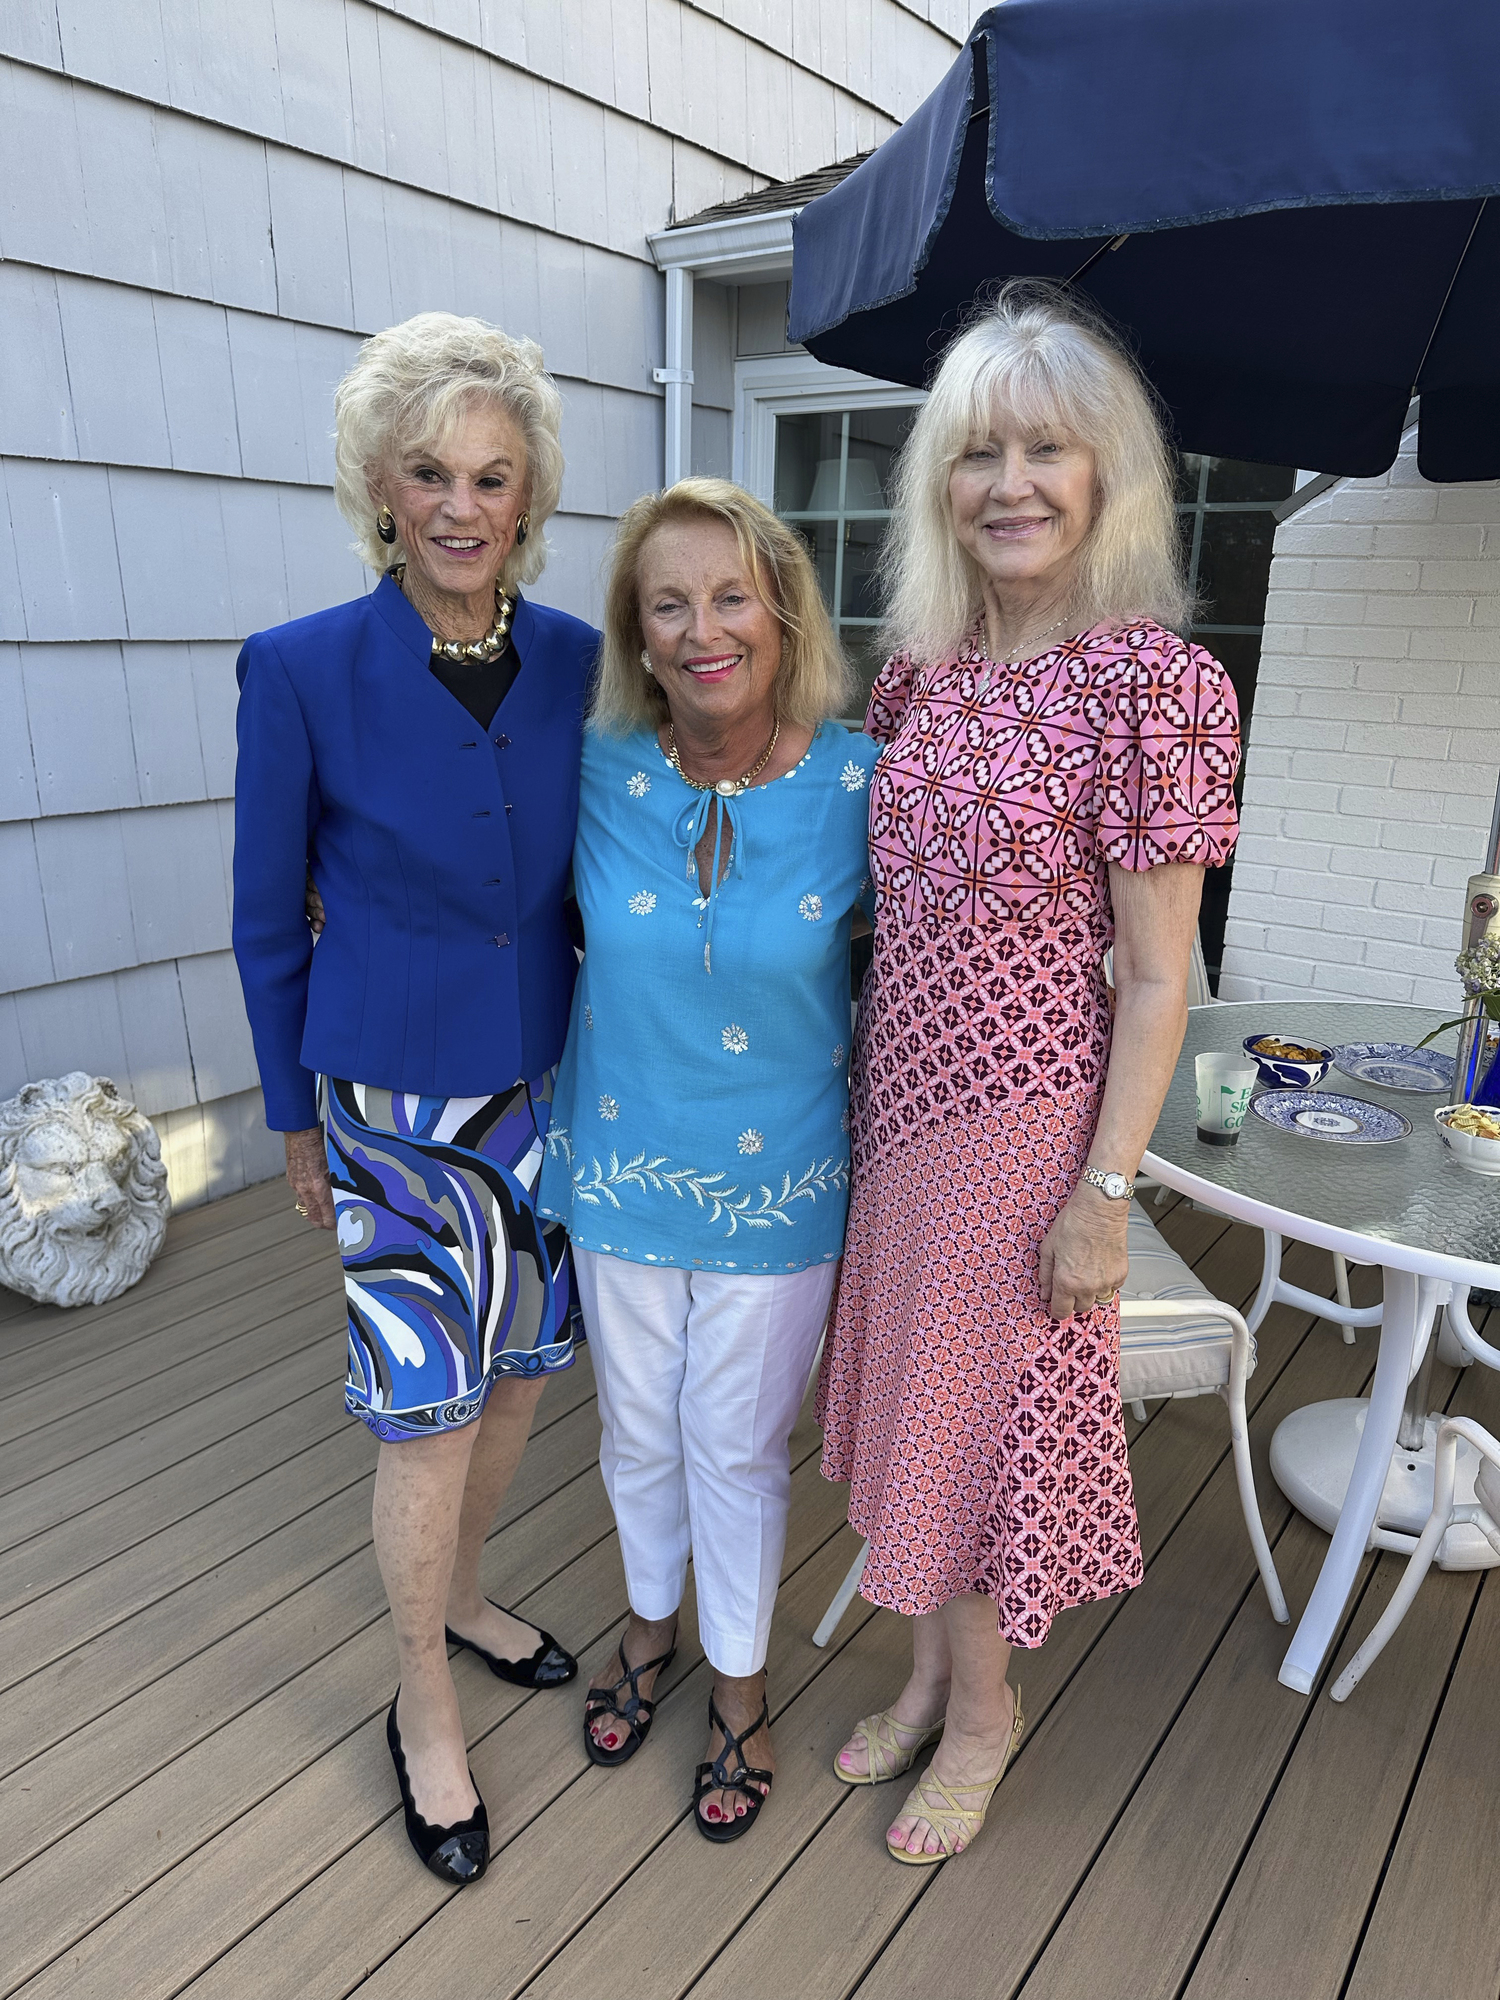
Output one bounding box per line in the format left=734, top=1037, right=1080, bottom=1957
left=591, top=478, right=853, bottom=733
left=883, top=282, right=1190, bottom=663
left=333, top=312, right=565, bottom=591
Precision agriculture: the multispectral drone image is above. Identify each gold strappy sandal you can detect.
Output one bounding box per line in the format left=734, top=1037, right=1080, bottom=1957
left=833, top=1708, right=945, bottom=1787
left=886, top=1686, right=1023, bottom=1865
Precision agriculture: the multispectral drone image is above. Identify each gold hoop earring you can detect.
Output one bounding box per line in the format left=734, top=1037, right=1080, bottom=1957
left=376, top=506, right=397, bottom=545
left=515, top=512, right=530, bottom=546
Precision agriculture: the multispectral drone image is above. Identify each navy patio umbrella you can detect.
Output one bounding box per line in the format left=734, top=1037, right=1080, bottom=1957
left=789, top=0, right=1500, bottom=480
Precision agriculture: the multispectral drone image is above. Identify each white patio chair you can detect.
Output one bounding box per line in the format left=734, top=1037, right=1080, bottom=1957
left=1129, top=932, right=1361, bottom=1350
left=811, top=1198, right=1289, bottom=1648
left=1330, top=1415, right=1500, bottom=1701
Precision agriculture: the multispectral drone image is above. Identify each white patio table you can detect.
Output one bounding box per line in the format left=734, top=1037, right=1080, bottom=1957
left=1140, top=1000, right=1500, bottom=1695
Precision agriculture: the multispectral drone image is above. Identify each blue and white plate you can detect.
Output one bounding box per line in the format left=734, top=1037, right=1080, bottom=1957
left=1251, top=1090, right=1413, bottom=1145
left=1331, top=1042, right=1455, bottom=1094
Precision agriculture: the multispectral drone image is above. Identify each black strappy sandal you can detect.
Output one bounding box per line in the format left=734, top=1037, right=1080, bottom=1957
left=692, top=1692, right=773, bottom=1843
left=582, top=1628, right=677, bottom=1768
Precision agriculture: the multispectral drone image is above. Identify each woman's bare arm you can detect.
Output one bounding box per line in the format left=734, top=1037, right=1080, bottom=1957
left=1036, top=861, right=1203, bottom=1319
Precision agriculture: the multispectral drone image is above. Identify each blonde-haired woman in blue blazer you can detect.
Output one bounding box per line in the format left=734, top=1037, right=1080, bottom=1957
left=233, top=314, right=597, bottom=1885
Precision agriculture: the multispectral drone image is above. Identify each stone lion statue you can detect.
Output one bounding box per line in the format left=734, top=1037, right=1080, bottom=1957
left=0, top=1073, right=171, bottom=1308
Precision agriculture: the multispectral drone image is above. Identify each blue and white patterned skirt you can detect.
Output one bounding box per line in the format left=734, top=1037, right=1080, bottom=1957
left=325, top=1074, right=576, bottom=1443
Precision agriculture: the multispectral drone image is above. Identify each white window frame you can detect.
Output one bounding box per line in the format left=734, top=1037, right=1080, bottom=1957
left=733, top=353, right=924, bottom=501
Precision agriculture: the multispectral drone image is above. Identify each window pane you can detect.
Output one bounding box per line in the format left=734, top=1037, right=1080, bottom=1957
left=1194, top=511, right=1278, bottom=626
left=845, top=405, right=918, bottom=509
left=1176, top=451, right=1208, bottom=504
left=789, top=518, right=840, bottom=604
left=839, top=516, right=886, bottom=620
left=774, top=412, right=844, bottom=514
left=1205, top=456, right=1297, bottom=503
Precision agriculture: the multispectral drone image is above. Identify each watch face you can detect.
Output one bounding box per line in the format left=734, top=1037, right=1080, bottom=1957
left=1101, top=1171, right=1130, bottom=1200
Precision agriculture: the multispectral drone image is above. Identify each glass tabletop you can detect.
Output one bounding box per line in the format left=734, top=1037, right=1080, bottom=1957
left=1143, top=1001, right=1500, bottom=1280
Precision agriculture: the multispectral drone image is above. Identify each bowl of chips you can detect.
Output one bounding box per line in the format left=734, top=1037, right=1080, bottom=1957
left=1434, top=1103, right=1500, bottom=1175
left=1241, top=1033, right=1334, bottom=1090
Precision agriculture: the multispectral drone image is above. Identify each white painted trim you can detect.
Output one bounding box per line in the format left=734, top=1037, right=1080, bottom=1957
left=733, top=352, right=924, bottom=495
left=660, top=266, right=695, bottom=485
left=648, top=211, right=798, bottom=282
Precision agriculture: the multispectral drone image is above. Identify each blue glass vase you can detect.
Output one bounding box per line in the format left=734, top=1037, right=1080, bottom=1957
left=1473, top=1023, right=1500, bottom=1109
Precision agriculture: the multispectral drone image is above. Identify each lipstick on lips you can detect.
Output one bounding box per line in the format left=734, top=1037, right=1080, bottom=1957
left=432, top=535, right=488, bottom=559
left=680, top=652, right=742, bottom=683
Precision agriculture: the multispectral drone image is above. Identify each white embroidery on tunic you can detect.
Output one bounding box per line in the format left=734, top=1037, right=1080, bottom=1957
left=627, top=890, right=658, bottom=915
left=722, top=1024, right=749, bottom=1054
left=840, top=760, right=868, bottom=792
left=626, top=771, right=651, bottom=797
left=738, top=1129, right=764, bottom=1155
left=799, top=894, right=823, bottom=922
left=598, top=1094, right=619, bottom=1121
left=546, top=1126, right=846, bottom=1237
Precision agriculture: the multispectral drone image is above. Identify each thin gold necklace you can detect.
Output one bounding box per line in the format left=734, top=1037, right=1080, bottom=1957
left=667, top=718, right=781, bottom=797
left=993, top=612, right=1075, bottom=665
left=391, top=563, right=514, bottom=664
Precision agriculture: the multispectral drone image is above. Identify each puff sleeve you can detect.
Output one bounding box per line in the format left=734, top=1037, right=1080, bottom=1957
left=1097, top=628, right=1240, bottom=871
left=864, top=651, right=921, bottom=747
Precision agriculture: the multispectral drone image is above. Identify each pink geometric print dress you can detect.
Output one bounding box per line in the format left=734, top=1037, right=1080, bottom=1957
left=816, top=619, right=1240, bottom=1645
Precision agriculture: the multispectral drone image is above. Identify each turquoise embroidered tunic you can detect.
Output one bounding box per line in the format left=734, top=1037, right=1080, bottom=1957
left=536, top=721, right=878, bottom=1273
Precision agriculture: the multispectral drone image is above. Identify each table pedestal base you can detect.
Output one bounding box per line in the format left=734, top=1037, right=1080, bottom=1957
left=1271, top=1398, right=1500, bottom=1572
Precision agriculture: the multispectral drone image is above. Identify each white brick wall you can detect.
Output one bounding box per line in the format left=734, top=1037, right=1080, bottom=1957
left=1219, top=427, right=1500, bottom=1011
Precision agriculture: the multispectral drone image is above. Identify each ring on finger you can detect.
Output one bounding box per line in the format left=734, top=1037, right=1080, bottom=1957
left=294, top=1202, right=309, bottom=1218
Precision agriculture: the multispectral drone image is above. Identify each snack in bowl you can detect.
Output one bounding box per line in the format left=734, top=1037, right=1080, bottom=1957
left=1241, top=1033, right=1334, bottom=1091
left=1434, top=1102, right=1500, bottom=1176
left=1445, top=1106, right=1500, bottom=1138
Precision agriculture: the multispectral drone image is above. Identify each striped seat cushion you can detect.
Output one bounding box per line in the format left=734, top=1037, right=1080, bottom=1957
left=1119, top=1201, right=1254, bottom=1403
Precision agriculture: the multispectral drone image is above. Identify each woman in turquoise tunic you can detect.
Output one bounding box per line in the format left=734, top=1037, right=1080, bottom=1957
left=537, top=478, right=874, bottom=1843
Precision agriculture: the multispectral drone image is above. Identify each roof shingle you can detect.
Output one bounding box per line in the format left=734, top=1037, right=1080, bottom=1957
left=668, top=153, right=871, bottom=230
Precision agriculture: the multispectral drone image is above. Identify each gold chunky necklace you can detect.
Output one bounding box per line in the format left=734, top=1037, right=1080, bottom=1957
left=390, top=564, right=514, bottom=664
left=667, top=718, right=781, bottom=797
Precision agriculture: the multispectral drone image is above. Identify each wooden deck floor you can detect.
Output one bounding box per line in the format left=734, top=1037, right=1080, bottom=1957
left=2, top=1180, right=1499, bottom=2000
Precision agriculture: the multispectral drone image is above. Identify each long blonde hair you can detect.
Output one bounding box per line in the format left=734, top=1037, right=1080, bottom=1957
left=883, top=282, right=1190, bottom=662
left=591, top=478, right=852, bottom=733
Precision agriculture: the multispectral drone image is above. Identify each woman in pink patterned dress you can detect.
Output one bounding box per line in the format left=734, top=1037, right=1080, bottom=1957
left=817, top=285, right=1240, bottom=1864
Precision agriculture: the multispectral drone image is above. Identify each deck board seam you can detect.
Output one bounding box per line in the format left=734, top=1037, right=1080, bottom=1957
left=0, top=1386, right=350, bottom=1568
left=0, top=1448, right=611, bottom=1779
left=0, top=1429, right=610, bottom=1875
left=1332, top=1435, right=1493, bottom=2000
left=0, top=1366, right=595, bottom=1552
left=153, top=1518, right=869, bottom=2000
left=0, top=1220, right=326, bottom=1367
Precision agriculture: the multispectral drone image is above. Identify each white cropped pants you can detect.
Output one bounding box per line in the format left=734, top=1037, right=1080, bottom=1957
left=571, top=1249, right=837, bottom=1677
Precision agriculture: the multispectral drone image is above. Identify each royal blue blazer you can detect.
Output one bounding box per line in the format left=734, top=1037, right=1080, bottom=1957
left=232, top=574, right=600, bottom=1131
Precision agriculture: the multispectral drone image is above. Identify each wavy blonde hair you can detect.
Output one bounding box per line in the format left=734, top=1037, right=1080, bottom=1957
left=591, top=478, right=852, bottom=734
left=333, top=312, right=565, bottom=592
left=883, top=281, right=1190, bottom=663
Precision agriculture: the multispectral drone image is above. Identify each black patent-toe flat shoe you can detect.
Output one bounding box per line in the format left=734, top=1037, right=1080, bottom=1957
left=445, top=1603, right=577, bottom=1689
left=386, top=1696, right=490, bottom=1884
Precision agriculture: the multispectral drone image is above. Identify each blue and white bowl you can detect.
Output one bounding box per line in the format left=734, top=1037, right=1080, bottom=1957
left=1242, top=1033, right=1334, bottom=1091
